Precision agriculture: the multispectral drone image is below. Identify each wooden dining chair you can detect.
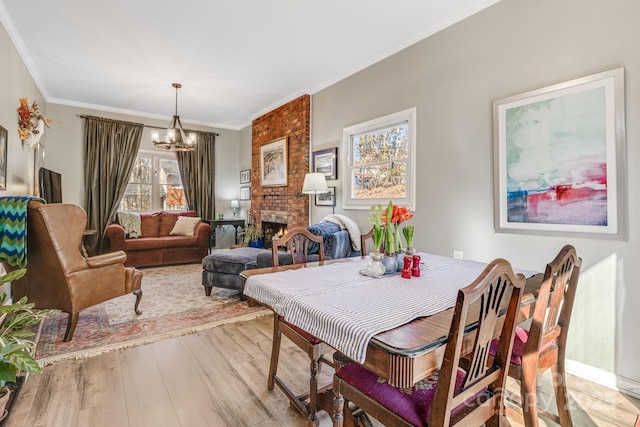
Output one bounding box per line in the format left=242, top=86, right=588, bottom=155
left=271, top=226, right=325, bottom=267
left=268, top=227, right=334, bottom=426
left=502, top=245, right=582, bottom=427
left=359, top=228, right=374, bottom=255
left=332, top=258, right=525, bottom=426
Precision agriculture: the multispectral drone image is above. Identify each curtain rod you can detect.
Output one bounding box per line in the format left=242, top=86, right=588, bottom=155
left=79, top=114, right=220, bottom=136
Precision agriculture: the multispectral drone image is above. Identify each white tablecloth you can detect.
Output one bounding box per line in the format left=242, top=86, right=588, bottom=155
left=244, top=253, right=538, bottom=363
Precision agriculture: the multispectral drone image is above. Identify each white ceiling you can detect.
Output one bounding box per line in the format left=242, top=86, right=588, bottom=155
left=1, top=0, right=499, bottom=130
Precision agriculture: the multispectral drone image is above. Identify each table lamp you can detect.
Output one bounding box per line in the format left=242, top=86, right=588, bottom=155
left=230, top=200, right=240, bottom=218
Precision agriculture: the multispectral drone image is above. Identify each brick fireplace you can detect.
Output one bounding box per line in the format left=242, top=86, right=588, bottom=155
left=261, top=221, right=287, bottom=248
left=249, top=95, right=311, bottom=235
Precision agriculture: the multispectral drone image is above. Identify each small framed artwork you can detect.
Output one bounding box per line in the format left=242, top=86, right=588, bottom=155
left=493, top=67, right=627, bottom=239
left=313, top=147, right=338, bottom=180
left=0, top=125, right=7, bottom=190
left=240, top=186, right=251, bottom=200
left=260, top=137, right=288, bottom=187
left=315, top=187, right=336, bottom=206
left=240, top=169, right=251, bottom=184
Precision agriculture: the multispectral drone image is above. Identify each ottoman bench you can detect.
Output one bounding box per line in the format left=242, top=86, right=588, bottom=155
left=201, top=247, right=268, bottom=298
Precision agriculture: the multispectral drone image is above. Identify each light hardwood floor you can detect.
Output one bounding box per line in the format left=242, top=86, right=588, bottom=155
left=6, top=315, right=639, bottom=426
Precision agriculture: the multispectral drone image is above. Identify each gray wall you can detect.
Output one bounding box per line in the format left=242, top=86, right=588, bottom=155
left=311, top=0, right=640, bottom=386
left=0, top=23, right=45, bottom=197
left=238, top=125, right=252, bottom=221
left=0, top=21, right=45, bottom=295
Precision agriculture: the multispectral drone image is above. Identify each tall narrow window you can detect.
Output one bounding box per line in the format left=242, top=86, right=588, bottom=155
left=120, top=152, right=186, bottom=212
left=342, top=108, right=416, bottom=210
left=159, top=158, right=186, bottom=210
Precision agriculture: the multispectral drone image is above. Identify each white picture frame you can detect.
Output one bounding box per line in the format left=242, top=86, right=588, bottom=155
left=260, top=137, right=288, bottom=187
left=240, top=186, right=251, bottom=200
left=493, top=67, right=627, bottom=240
left=240, top=169, right=251, bottom=184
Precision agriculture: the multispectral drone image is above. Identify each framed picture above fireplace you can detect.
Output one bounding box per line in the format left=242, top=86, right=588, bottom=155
left=260, top=137, right=288, bottom=187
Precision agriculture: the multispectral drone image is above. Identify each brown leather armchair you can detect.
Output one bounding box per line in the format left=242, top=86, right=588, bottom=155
left=11, top=200, right=143, bottom=341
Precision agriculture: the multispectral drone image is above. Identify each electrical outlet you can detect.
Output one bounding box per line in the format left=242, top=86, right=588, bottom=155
left=453, top=250, right=463, bottom=259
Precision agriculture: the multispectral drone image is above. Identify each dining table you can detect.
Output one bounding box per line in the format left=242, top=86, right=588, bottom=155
left=241, top=252, right=543, bottom=390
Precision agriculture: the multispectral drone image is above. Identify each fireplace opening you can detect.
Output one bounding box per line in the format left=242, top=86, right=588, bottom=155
left=262, top=221, right=288, bottom=248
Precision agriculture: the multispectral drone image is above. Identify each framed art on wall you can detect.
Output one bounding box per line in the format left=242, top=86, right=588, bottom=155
left=0, top=125, right=7, bottom=190
left=313, top=147, right=338, bottom=180
left=493, top=67, right=627, bottom=239
left=260, top=137, right=288, bottom=187
left=240, top=169, right=251, bottom=184
left=240, top=187, right=251, bottom=200
left=315, top=187, right=336, bottom=206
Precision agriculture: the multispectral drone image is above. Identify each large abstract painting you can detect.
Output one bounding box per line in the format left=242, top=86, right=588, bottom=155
left=493, top=68, right=627, bottom=239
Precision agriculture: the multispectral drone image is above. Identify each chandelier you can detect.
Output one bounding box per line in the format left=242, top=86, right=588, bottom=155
left=151, top=83, right=197, bottom=151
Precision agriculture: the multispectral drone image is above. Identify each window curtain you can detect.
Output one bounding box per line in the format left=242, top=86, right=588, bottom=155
left=83, top=116, right=143, bottom=255
left=176, top=132, right=215, bottom=220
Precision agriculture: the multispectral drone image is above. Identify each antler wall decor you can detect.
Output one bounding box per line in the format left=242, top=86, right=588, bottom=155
left=17, top=97, right=59, bottom=194
left=17, top=98, right=58, bottom=150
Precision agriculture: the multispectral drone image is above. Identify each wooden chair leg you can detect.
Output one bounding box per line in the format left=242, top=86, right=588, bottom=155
left=551, top=360, right=573, bottom=427
left=519, top=370, right=539, bottom=427
left=63, top=312, right=79, bottom=342
left=308, top=358, right=320, bottom=426
left=133, top=289, right=143, bottom=315
left=333, top=392, right=345, bottom=427
left=268, top=313, right=281, bottom=391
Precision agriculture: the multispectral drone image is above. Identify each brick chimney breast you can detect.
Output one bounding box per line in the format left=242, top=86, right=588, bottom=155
left=251, top=95, right=311, bottom=233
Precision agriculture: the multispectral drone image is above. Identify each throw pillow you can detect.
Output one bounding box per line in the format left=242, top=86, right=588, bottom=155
left=169, top=216, right=201, bottom=236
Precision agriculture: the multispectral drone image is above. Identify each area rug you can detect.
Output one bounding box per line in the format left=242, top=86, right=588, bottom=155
left=34, top=263, right=270, bottom=366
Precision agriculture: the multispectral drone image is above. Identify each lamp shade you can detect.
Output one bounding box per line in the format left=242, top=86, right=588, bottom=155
left=302, top=173, right=329, bottom=195
left=230, top=200, right=240, bottom=208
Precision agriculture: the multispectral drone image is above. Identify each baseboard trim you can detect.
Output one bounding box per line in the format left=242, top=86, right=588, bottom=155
left=566, top=359, right=640, bottom=400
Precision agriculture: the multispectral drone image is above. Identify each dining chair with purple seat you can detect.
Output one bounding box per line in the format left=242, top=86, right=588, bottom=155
left=332, top=258, right=526, bottom=426
left=501, top=244, right=581, bottom=427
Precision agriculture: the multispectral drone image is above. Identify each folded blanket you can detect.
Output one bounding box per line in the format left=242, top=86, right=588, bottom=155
left=0, top=196, right=45, bottom=268
left=117, top=211, right=141, bottom=238
left=321, top=214, right=361, bottom=251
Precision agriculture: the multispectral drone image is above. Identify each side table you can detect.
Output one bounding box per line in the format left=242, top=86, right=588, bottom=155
left=204, top=219, right=245, bottom=251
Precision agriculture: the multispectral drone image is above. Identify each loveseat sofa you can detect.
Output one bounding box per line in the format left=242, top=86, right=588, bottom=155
left=105, top=210, right=211, bottom=268
left=202, top=221, right=361, bottom=297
